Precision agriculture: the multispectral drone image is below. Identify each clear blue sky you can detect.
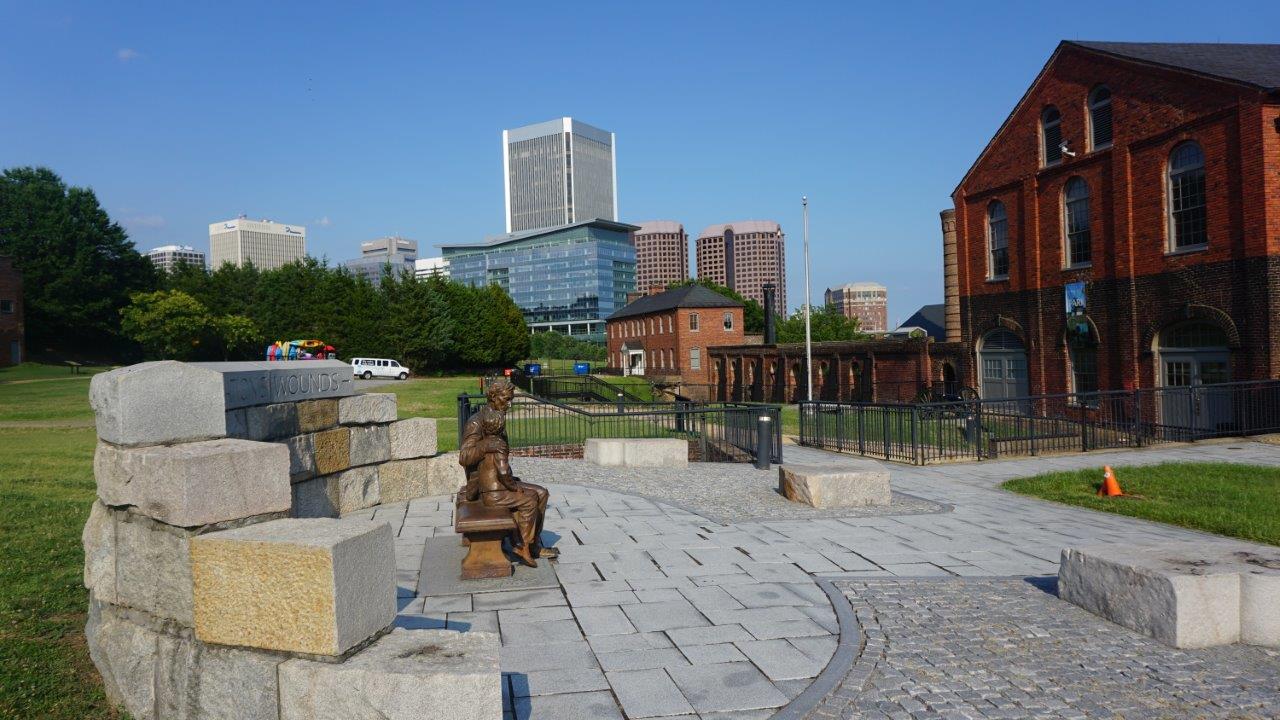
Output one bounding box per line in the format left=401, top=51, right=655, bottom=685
left=3, top=1, right=1277, bottom=323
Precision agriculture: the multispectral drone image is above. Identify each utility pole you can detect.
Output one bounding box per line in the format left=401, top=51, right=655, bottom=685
left=803, top=196, right=813, bottom=403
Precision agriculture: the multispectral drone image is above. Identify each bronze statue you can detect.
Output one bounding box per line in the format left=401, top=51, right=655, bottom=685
left=458, top=379, right=558, bottom=567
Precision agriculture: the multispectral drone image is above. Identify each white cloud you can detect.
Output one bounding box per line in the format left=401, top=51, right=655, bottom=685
left=117, top=48, right=141, bottom=62
left=121, top=213, right=166, bottom=229
left=315, top=216, right=332, bottom=227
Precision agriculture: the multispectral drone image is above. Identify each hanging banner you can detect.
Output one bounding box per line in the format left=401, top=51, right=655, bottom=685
left=1065, top=282, right=1090, bottom=340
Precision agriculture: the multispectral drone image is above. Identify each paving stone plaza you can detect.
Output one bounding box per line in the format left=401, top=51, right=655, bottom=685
left=365, top=441, right=1280, bottom=719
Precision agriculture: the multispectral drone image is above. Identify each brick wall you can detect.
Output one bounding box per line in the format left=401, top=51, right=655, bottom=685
left=952, top=43, right=1280, bottom=393
left=0, top=256, right=23, bottom=366
left=606, top=306, right=745, bottom=385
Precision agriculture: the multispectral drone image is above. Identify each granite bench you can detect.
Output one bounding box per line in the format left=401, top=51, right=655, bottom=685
left=454, top=493, right=517, bottom=580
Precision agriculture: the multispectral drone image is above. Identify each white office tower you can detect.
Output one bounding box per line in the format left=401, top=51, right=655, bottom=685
left=145, top=245, right=206, bottom=273
left=208, top=217, right=306, bottom=270
left=502, top=117, right=617, bottom=233
left=414, top=256, right=449, bottom=279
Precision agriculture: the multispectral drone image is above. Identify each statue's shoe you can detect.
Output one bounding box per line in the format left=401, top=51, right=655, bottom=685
left=536, top=545, right=560, bottom=559
left=512, top=545, right=538, bottom=568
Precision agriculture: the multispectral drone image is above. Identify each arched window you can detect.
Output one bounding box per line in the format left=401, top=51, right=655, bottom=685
left=1063, top=177, right=1092, bottom=267
left=987, top=201, right=1009, bottom=279
left=1042, top=106, right=1062, bottom=165
left=1168, top=141, right=1207, bottom=250
left=1089, top=86, right=1112, bottom=149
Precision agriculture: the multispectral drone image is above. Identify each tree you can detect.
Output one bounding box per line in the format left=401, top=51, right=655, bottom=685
left=776, top=304, right=867, bottom=344
left=120, top=289, right=259, bottom=361
left=667, top=278, right=765, bottom=333
left=0, top=166, right=158, bottom=356
left=529, top=331, right=607, bottom=361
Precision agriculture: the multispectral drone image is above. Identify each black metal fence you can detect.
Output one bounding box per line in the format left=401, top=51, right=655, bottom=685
left=458, top=394, right=783, bottom=464
left=799, top=379, right=1280, bottom=464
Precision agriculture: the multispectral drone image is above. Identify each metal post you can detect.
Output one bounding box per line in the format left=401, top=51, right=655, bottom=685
left=754, top=415, right=772, bottom=470
left=910, top=405, right=920, bottom=465
left=802, top=196, right=813, bottom=402
left=617, top=392, right=624, bottom=414
left=858, top=405, right=865, bottom=455
left=456, top=393, right=470, bottom=449
left=1133, top=389, right=1143, bottom=447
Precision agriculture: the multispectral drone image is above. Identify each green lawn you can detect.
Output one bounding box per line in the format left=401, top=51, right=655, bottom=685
left=1003, top=462, right=1280, bottom=546
left=375, top=375, right=486, bottom=451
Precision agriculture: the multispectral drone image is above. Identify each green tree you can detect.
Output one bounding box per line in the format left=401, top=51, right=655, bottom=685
left=667, top=278, right=765, bottom=333
left=529, top=331, right=607, bottom=361
left=0, top=166, right=158, bottom=356
left=775, top=304, right=867, bottom=343
left=120, top=290, right=215, bottom=360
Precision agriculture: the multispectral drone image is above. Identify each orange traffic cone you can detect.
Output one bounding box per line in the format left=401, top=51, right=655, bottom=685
left=1098, top=465, right=1123, bottom=497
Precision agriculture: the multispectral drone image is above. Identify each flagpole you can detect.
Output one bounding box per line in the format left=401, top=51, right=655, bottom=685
left=803, top=196, right=813, bottom=402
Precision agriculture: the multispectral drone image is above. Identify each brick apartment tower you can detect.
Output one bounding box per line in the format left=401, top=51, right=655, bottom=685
left=824, top=282, right=888, bottom=332
left=696, top=221, right=786, bottom=319
left=0, top=255, right=23, bottom=366
left=952, top=41, right=1280, bottom=402
left=633, top=220, right=689, bottom=291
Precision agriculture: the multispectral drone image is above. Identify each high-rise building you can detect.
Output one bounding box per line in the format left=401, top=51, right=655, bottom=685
left=825, top=282, right=888, bottom=332
left=145, top=245, right=207, bottom=273
left=503, top=117, right=617, bottom=233
left=633, top=220, right=688, bottom=292
left=414, top=257, right=449, bottom=279
left=345, top=236, right=417, bottom=283
left=442, top=219, right=638, bottom=341
left=208, top=218, right=305, bottom=270
left=696, top=220, right=786, bottom=318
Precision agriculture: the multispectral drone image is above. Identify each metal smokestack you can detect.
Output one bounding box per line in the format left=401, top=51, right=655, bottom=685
left=763, top=283, right=777, bottom=345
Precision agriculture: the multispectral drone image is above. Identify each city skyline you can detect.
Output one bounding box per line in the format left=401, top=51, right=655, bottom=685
left=5, top=3, right=1280, bottom=316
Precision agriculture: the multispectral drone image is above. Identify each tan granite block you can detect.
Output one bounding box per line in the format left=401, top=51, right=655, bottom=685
left=191, top=519, right=395, bottom=656
left=377, top=459, right=429, bottom=504
left=312, top=428, right=350, bottom=476
left=297, top=399, right=339, bottom=433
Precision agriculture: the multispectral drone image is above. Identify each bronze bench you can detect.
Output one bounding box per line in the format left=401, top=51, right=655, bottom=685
left=454, top=493, right=517, bottom=580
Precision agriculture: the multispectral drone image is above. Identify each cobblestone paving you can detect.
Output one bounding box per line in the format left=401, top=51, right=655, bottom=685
left=347, top=440, right=1280, bottom=719
left=809, top=578, right=1280, bottom=720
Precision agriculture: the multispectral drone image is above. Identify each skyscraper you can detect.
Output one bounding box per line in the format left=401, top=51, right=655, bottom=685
left=145, top=245, right=207, bottom=273
left=825, top=282, right=888, bottom=332
left=632, top=220, right=689, bottom=292
left=503, top=118, right=617, bottom=233
left=696, top=220, right=786, bottom=318
left=208, top=218, right=305, bottom=270
left=344, top=236, right=417, bottom=283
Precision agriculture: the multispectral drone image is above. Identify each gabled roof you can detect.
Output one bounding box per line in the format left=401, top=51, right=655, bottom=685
left=607, top=285, right=742, bottom=321
left=1068, top=41, right=1280, bottom=91
left=954, top=40, right=1280, bottom=196
left=893, top=304, right=946, bottom=341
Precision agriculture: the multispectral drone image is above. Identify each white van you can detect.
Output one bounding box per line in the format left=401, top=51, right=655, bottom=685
left=351, top=358, right=410, bottom=380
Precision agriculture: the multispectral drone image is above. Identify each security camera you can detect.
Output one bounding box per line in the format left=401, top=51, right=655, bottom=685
left=1060, top=141, right=1077, bottom=158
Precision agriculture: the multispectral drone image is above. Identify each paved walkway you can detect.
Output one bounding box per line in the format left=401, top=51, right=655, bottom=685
left=349, top=440, right=1280, bottom=719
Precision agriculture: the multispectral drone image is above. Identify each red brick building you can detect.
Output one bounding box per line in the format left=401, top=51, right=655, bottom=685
left=606, top=285, right=744, bottom=385
left=952, top=41, right=1280, bottom=405
left=0, top=255, right=24, bottom=366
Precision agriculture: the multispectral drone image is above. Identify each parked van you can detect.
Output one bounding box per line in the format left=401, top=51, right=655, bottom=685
left=350, top=358, right=410, bottom=380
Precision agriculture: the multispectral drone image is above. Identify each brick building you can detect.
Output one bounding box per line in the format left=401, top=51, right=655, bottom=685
left=0, top=256, right=24, bottom=366
left=696, top=221, right=786, bottom=318
left=825, top=282, right=888, bottom=332
left=952, top=41, right=1280, bottom=411
left=605, top=285, right=743, bottom=385
left=633, top=220, right=689, bottom=291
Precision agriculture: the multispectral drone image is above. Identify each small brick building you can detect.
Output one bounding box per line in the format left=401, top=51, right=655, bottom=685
left=605, top=285, right=744, bottom=385
left=0, top=256, right=23, bottom=366
left=952, top=41, right=1280, bottom=406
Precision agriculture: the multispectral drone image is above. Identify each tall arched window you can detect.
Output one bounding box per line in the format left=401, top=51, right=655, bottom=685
left=1089, top=86, right=1112, bottom=149
left=1042, top=106, right=1062, bottom=166
left=1168, top=141, right=1207, bottom=250
left=987, top=201, right=1009, bottom=279
left=1063, top=177, right=1092, bottom=267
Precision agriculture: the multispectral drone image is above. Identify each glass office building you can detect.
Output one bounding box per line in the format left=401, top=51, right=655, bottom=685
left=442, top=220, right=638, bottom=341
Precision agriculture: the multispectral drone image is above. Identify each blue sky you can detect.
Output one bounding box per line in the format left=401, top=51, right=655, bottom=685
left=3, top=1, right=1277, bottom=323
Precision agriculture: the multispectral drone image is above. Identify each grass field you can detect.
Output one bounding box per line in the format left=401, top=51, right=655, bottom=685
left=1003, top=462, right=1280, bottom=546
left=0, top=365, right=482, bottom=718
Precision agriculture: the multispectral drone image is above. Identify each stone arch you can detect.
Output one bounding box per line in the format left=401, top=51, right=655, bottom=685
left=971, top=315, right=1028, bottom=350
left=1141, top=304, right=1241, bottom=352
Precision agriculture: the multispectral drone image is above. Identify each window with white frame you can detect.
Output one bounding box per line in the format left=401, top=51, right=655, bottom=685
left=690, top=346, right=701, bottom=370
left=1168, top=141, right=1207, bottom=250
left=1063, top=177, right=1092, bottom=267
left=1088, top=86, right=1112, bottom=149
left=689, top=313, right=700, bottom=331
left=723, top=312, right=733, bottom=331
left=987, top=201, right=1010, bottom=279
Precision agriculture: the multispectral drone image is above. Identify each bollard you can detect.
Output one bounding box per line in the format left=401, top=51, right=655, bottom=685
left=755, top=415, right=773, bottom=470
left=617, top=392, right=625, bottom=414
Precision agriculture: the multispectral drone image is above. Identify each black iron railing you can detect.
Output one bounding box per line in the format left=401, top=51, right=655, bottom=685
left=458, top=394, right=783, bottom=464
left=799, top=378, right=1280, bottom=464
